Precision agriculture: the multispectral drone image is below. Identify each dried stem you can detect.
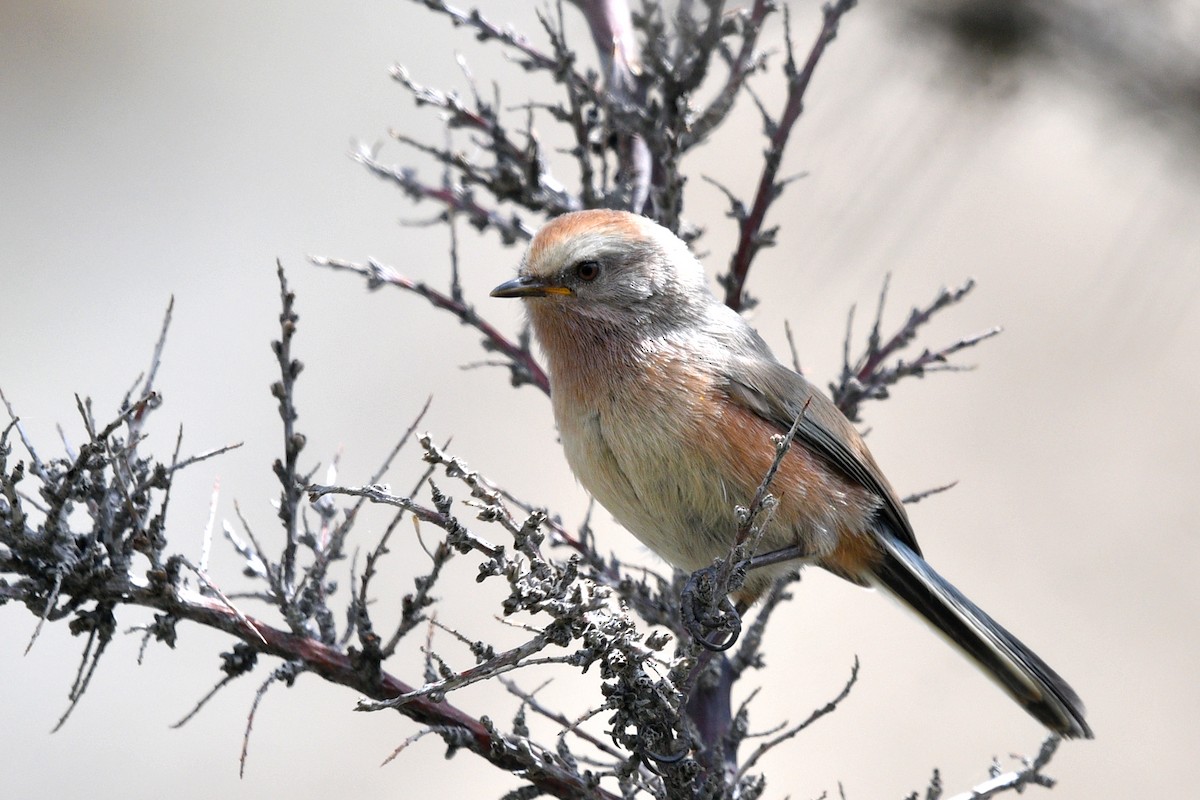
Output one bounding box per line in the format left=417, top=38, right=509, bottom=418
left=721, top=0, right=858, bottom=310
left=309, top=255, right=549, bottom=394
left=832, top=277, right=1001, bottom=421
left=271, top=262, right=304, bottom=597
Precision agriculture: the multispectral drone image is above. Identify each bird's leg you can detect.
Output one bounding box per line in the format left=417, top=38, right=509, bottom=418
left=681, top=564, right=743, bottom=651
left=744, top=544, right=807, bottom=572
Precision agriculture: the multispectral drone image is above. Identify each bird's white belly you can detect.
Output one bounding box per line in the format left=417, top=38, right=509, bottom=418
left=556, top=394, right=736, bottom=573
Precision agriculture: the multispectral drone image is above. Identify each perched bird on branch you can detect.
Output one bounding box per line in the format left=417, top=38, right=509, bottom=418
left=492, top=209, right=1092, bottom=739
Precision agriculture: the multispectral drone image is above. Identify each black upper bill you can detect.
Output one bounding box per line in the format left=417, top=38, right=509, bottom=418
left=490, top=276, right=571, bottom=298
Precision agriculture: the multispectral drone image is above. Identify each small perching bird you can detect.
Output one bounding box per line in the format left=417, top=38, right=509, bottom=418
left=491, top=209, right=1092, bottom=739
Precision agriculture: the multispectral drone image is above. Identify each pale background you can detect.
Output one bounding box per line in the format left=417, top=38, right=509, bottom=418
left=2, top=2, right=1198, bottom=798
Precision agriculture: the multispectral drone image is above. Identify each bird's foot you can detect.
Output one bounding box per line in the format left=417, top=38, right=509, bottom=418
left=681, top=564, right=743, bottom=651
left=636, top=735, right=693, bottom=775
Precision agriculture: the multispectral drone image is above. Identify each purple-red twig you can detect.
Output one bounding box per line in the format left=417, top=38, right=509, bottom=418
left=309, top=255, right=549, bottom=395
left=353, top=143, right=535, bottom=244
left=723, top=0, right=858, bottom=310
left=686, top=0, right=776, bottom=147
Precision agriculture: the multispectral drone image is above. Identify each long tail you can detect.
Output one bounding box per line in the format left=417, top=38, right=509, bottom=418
left=870, top=533, right=1093, bottom=739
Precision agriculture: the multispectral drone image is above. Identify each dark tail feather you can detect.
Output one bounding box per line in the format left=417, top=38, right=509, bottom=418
left=871, top=534, right=1093, bottom=739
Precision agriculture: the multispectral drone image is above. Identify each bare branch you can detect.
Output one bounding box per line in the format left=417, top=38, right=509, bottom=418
left=130, top=295, right=174, bottom=432
left=240, top=663, right=304, bottom=778
left=902, top=480, right=960, bottom=506
left=351, top=142, right=535, bottom=244
left=686, top=0, right=777, bottom=146
left=23, top=568, right=63, bottom=655
left=359, top=631, right=560, bottom=711
left=501, top=677, right=627, bottom=761
left=1, top=386, right=47, bottom=479
left=721, top=0, right=859, bottom=310
left=831, top=277, right=1002, bottom=421
left=271, top=262, right=305, bottom=598
left=734, top=656, right=860, bottom=780
left=412, top=0, right=565, bottom=73
left=567, top=0, right=651, bottom=211
left=309, top=255, right=549, bottom=394
left=942, top=737, right=1061, bottom=800
left=305, top=482, right=504, bottom=560
left=165, top=441, right=244, bottom=476
left=172, top=644, right=258, bottom=729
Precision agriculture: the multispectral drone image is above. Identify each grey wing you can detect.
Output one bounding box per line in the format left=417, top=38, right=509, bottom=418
left=721, top=355, right=921, bottom=556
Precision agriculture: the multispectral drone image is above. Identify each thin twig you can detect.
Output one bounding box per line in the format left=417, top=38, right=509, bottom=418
left=0, top=388, right=46, bottom=479
left=52, top=606, right=115, bottom=732
left=500, top=677, right=626, bottom=760
left=271, top=262, right=304, bottom=597
left=722, top=0, right=859, bottom=310
left=734, top=656, right=860, bottom=780
left=310, top=255, right=549, bottom=394
left=134, top=297, right=173, bottom=413
left=180, top=557, right=268, bottom=646
left=687, top=0, right=776, bottom=146
left=359, top=632, right=559, bottom=711
left=306, top=483, right=504, bottom=560
left=24, top=568, right=63, bottom=655
left=412, top=0, right=565, bottom=73
left=171, top=672, right=242, bottom=729
left=832, top=277, right=1002, bottom=420
left=198, top=479, right=219, bottom=574
left=240, top=669, right=284, bottom=778
left=943, top=737, right=1061, bottom=800
left=902, top=480, right=959, bottom=505
left=349, top=143, right=534, bottom=244
left=166, top=442, right=244, bottom=476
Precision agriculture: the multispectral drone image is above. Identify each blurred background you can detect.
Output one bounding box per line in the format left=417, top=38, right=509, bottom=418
left=2, top=1, right=1197, bottom=797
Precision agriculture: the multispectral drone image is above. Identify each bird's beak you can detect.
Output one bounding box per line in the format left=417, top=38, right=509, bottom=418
left=490, top=275, right=573, bottom=298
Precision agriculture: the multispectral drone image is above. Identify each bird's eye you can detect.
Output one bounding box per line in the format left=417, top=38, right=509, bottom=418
left=575, top=260, right=601, bottom=282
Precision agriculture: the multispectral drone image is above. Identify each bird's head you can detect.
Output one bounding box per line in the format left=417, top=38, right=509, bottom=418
left=490, top=210, right=713, bottom=333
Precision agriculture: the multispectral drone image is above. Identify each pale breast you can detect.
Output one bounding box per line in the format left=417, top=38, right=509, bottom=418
left=539, top=319, right=880, bottom=589
left=551, top=341, right=755, bottom=572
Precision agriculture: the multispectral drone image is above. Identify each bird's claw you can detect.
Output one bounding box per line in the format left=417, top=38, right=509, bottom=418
left=637, top=736, right=692, bottom=775
left=681, top=565, right=743, bottom=651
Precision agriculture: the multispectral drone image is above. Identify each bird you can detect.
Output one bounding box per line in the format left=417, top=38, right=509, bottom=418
left=490, top=208, right=1092, bottom=739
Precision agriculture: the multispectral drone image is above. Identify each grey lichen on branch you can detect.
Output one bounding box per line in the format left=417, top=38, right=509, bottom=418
left=0, top=269, right=634, bottom=798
